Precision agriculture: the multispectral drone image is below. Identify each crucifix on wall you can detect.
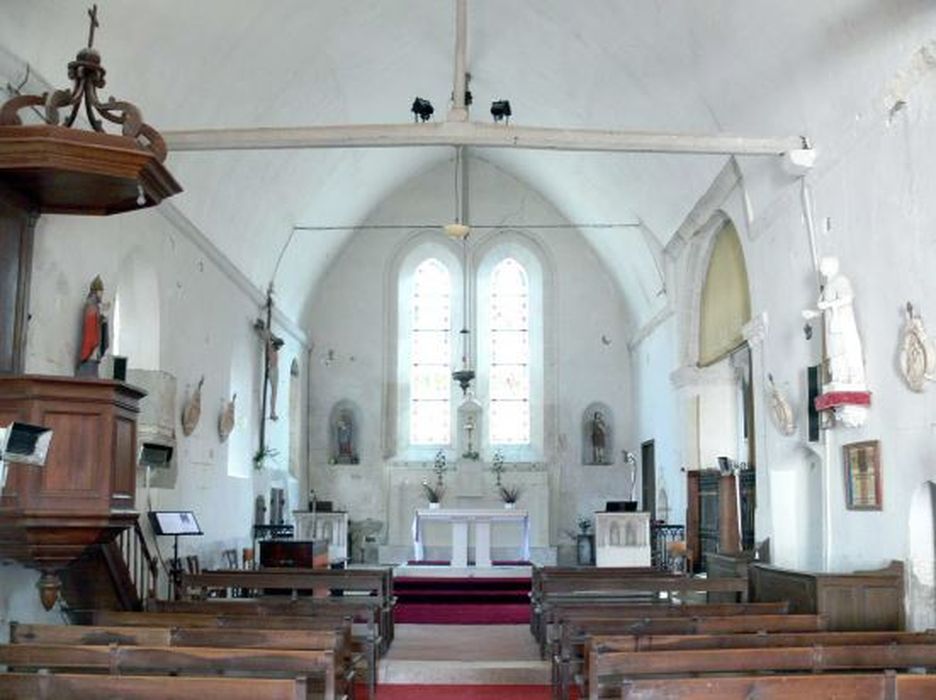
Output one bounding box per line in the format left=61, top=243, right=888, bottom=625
left=254, top=287, right=284, bottom=458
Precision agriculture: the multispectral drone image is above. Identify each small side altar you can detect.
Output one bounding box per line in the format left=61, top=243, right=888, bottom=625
left=595, top=511, right=651, bottom=567
left=412, top=507, right=530, bottom=567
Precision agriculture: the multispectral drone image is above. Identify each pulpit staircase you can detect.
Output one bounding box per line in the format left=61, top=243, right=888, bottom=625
left=58, top=518, right=159, bottom=613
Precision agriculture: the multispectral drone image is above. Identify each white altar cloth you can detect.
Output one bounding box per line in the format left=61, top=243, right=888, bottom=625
left=412, top=508, right=530, bottom=567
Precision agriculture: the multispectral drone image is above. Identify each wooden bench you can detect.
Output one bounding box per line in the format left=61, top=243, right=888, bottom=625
left=180, top=567, right=395, bottom=651
left=576, top=631, right=936, bottom=699
left=85, top=609, right=375, bottom=699
left=542, top=600, right=786, bottom=660
left=590, top=643, right=936, bottom=699
left=0, top=673, right=309, bottom=700
left=531, top=568, right=673, bottom=638
left=555, top=614, right=826, bottom=700
left=619, top=673, right=936, bottom=700
left=145, top=597, right=379, bottom=696
left=0, top=643, right=337, bottom=700
left=535, top=576, right=749, bottom=657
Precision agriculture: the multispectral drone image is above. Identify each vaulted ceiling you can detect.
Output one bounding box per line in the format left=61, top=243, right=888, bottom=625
left=2, top=0, right=932, bottom=329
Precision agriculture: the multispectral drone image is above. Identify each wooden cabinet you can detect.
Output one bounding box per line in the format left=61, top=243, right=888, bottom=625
left=689, top=469, right=756, bottom=574
left=0, top=375, right=144, bottom=607
left=750, top=561, right=904, bottom=631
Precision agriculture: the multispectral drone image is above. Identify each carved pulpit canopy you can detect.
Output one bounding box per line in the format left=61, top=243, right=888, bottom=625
left=0, top=5, right=181, bottom=215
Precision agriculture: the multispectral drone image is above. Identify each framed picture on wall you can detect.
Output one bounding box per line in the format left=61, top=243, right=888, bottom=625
left=843, top=440, right=882, bottom=510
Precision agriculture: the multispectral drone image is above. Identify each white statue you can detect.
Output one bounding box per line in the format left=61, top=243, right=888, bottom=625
left=899, top=302, right=936, bottom=392
left=803, top=257, right=866, bottom=389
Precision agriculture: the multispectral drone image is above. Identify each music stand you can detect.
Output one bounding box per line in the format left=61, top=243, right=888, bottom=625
left=148, top=511, right=203, bottom=599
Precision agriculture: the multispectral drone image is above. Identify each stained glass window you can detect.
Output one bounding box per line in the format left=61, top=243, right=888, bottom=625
left=410, top=259, right=452, bottom=445
left=489, top=258, right=530, bottom=444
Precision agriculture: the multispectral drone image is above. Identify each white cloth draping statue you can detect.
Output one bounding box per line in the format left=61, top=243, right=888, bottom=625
left=804, top=257, right=867, bottom=389
left=803, top=256, right=868, bottom=427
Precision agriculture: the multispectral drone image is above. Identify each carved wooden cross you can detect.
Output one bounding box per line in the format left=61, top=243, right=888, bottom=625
left=87, top=5, right=100, bottom=48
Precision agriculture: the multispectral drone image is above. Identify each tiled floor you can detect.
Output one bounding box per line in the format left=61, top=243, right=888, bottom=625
left=378, top=623, right=550, bottom=688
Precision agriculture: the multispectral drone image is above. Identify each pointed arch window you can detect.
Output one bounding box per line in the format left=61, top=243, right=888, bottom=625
left=409, top=258, right=453, bottom=445
left=488, top=258, right=531, bottom=444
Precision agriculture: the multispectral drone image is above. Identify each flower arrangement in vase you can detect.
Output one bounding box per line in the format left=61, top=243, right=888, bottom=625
left=423, top=450, right=448, bottom=508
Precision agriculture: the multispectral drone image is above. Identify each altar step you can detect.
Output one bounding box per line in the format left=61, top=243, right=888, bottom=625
left=394, top=570, right=531, bottom=624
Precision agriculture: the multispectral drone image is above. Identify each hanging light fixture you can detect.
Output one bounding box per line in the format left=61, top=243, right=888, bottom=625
left=448, top=147, right=475, bottom=394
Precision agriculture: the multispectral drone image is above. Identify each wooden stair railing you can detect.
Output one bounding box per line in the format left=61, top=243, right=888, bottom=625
left=60, top=518, right=160, bottom=613
left=116, top=518, right=159, bottom=605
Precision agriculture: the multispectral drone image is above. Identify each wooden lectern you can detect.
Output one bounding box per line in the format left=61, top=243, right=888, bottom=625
left=0, top=375, right=144, bottom=608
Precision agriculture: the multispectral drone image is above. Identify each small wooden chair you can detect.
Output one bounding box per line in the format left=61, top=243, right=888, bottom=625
left=222, top=548, right=238, bottom=569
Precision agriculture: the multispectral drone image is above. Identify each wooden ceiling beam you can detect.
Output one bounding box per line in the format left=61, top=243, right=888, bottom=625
left=164, top=120, right=805, bottom=157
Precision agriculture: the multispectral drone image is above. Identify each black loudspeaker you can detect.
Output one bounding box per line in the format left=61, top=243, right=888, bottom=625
left=807, top=365, right=821, bottom=442
left=112, top=356, right=128, bottom=381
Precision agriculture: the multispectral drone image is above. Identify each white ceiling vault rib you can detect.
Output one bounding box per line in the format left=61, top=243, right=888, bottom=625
left=163, top=121, right=804, bottom=157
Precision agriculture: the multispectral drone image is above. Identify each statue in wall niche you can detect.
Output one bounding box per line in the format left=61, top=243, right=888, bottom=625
left=181, top=376, right=204, bottom=437
left=803, top=257, right=867, bottom=389
left=899, top=302, right=936, bottom=392
left=76, top=275, right=109, bottom=377
left=590, top=411, right=608, bottom=464
left=334, top=410, right=359, bottom=464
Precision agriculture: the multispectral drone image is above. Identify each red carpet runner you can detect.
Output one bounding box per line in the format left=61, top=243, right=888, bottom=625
left=394, top=575, right=531, bottom=624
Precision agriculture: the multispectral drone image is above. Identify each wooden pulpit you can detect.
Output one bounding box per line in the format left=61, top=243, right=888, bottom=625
left=0, top=375, right=144, bottom=608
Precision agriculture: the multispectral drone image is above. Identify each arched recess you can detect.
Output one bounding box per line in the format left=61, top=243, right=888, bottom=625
left=907, top=481, right=936, bottom=630
left=698, top=218, right=751, bottom=367
left=692, top=219, right=754, bottom=469
left=113, top=251, right=161, bottom=371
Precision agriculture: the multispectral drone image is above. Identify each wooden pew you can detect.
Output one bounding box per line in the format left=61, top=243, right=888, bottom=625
left=85, top=610, right=375, bottom=700
left=0, top=673, right=309, bottom=700
left=0, top=643, right=337, bottom=700
left=530, top=568, right=674, bottom=638
left=11, top=621, right=348, bottom=654
left=145, top=597, right=379, bottom=696
left=619, top=673, right=936, bottom=700
left=542, top=600, right=786, bottom=659
left=180, top=567, right=395, bottom=651
left=534, top=576, right=749, bottom=657
left=590, top=643, right=936, bottom=699
left=575, top=631, right=936, bottom=700
left=555, top=614, right=826, bottom=700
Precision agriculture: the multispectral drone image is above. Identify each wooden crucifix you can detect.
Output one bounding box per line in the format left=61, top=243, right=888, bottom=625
left=254, top=287, right=285, bottom=458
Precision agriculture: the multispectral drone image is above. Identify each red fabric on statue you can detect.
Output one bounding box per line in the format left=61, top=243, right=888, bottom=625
left=79, top=302, right=101, bottom=362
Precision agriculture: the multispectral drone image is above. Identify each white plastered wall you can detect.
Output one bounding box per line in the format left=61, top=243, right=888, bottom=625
left=630, top=54, right=936, bottom=625
left=0, top=206, right=307, bottom=634
left=304, top=156, right=634, bottom=559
